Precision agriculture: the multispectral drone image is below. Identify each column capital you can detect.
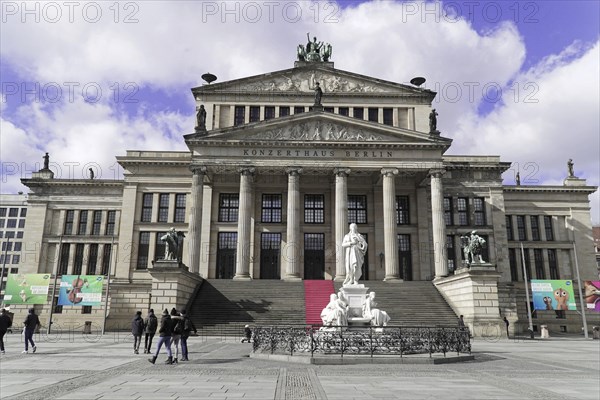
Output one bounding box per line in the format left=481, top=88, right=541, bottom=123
left=334, top=167, right=351, bottom=177
left=428, top=168, right=446, bottom=179
left=285, top=167, right=303, bottom=176
left=381, top=168, right=399, bottom=177
left=189, top=165, right=207, bottom=175
left=238, top=167, right=256, bottom=176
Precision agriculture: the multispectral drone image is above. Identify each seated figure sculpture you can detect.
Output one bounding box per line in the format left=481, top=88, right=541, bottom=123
left=320, top=293, right=348, bottom=327
left=362, top=292, right=390, bottom=327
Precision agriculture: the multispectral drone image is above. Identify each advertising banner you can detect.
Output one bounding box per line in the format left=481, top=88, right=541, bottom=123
left=531, top=280, right=577, bottom=311
left=58, top=275, right=105, bottom=306
left=584, top=281, right=600, bottom=312
left=3, top=274, right=51, bottom=304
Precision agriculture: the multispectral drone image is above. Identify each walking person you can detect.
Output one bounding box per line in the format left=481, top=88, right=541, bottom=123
left=241, top=325, right=252, bottom=343
left=131, top=311, right=144, bottom=354
left=170, top=308, right=184, bottom=364
left=148, top=309, right=173, bottom=364
left=180, top=309, right=197, bottom=361
left=503, top=316, right=510, bottom=338
left=23, top=308, right=40, bottom=354
left=0, top=308, right=13, bottom=355
left=143, top=309, right=158, bottom=354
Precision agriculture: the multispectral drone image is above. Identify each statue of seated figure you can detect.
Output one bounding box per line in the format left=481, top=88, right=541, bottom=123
left=320, top=293, right=348, bottom=327
left=362, top=292, right=390, bottom=327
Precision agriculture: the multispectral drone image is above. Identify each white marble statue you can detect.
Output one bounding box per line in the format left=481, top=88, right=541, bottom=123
left=362, top=292, right=390, bottom=327
left=342, top=223, right=368, bottom=286
left=320, top=293, right=348, bottom=327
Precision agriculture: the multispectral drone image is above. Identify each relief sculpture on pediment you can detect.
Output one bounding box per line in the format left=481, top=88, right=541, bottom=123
left=245, top=121, right=384, bottom=141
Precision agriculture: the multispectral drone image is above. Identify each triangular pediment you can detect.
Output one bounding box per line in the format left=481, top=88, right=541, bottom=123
left=193, top=65, right=434, bottom=98
left=185, top=112, right=450, bottom=147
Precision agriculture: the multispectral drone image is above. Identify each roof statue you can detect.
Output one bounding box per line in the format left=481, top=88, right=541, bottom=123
left=297, top=33, right=332, bottom=62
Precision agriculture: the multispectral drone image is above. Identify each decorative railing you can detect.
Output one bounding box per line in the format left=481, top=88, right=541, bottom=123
left=252, top=325, right=471, bottom=357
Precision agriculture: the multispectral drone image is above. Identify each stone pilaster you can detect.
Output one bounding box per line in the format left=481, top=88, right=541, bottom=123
left=430, top=169, right=448, bottom=278
left=284, top=167, right=302, bottom=281
left=187, top=166, right=206, bottom=275
left=382, top=168, right=400, bottom=280
left=334, top=168, right=350, bottom=281
left=234, top=168, right=254, bottom=280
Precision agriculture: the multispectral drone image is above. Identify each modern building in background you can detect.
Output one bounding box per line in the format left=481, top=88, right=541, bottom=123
left=4, top=42, right=598, bottom=334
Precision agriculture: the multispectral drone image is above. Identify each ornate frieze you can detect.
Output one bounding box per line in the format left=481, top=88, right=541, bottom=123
left=245, top=121, right=385, bottom=141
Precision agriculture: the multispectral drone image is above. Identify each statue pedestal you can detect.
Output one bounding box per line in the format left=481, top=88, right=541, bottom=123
left=455, top=262, right=496, bottom=274
left=340, top=285, right=368, bottom=319
left=147, top=259, right=202, bottom=314
left=310, top=105, right=324, bottom=112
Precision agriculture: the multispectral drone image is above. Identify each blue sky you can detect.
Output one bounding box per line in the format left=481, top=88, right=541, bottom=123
left=1, top=0, right=599, bottom=223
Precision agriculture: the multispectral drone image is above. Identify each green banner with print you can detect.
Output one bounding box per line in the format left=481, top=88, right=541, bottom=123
left=531, top=280, right=577, bottom=311
left=3, top=273, right=51, bottom=304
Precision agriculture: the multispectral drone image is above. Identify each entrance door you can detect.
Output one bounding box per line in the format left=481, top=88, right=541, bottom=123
left=398, top=234, right=413, bottom=281
left=361, top=233, right=369, bottom=280
left=260, top=233, right=281, bottom=279
left=217, top=232, right=237, bottom=279
left=304, top=233, right=324, bottom=279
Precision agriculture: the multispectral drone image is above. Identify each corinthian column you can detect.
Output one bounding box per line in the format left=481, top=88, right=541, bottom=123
left=234, top=168, right=254, bottom=280
left=381, top=168, right=400, bottom=280
left=430, top=169, right=448, bottom=278
left=334, top=168, right=351, bottom=281
left=187, top=166, right=206, bottom=274
left=284, top=167, right=302, bottom=281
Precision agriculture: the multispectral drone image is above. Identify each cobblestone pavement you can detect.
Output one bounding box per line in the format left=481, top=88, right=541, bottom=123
left=0, top=332, right=598, bottom=399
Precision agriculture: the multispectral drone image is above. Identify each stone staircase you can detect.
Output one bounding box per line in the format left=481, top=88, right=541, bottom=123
left=188, top=279, right=459, bottom=336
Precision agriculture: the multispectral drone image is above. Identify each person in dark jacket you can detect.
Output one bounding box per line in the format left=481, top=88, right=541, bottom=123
left=0, top=308, right=13, bottom=355
left=143, top=309, right=158, bottom=354
left=23, top=308, right=40, bottom=354
left=148, top=309, right=173, bottom=364
left=131, top=311, right=144, bottom=354
left=180, top=309, right=197, bottom=361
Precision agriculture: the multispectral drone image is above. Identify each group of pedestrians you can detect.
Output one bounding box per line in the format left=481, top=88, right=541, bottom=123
left=0, top=307, right=40, bottom=355
left=132, top=307, right=196, bottom=365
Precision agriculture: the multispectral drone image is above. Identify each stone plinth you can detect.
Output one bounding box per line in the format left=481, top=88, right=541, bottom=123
left=563, top=177, right=586, bottom=186
left=340, top=285, right=368, bottom=319
left=455, top=262, right=496, bottom=274
left=32, top=169, right=54, bottom=179
left=148, top=260, right=203, bottom=313
left=434, top=266, right=504, bottom=338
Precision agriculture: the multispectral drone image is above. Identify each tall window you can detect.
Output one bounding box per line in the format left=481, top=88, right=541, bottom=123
left=457, top=197, right=469, bottom=225
left=396, top=196, right=409, bottom=225
left=261, top=194, right=282, bottom=223
left=522, top=248, right=532, bottom=280
left=8, top=208, right=18, bottom=217
left=353, top=107, right=364, bottom=119
left=516, top=216, right=527, bottom=241
left=0, top=208, right=5, bottom=217
left=339, top=107, right=349, bottom=116
left=105, top=211, right=116, bottom=235
left=137, top=232, right=150, bottom=270
left=87, top=244, right=98, bottom=275
left=249, top=106, right=260, bottom=122
left=155, top=232, right=167, bottom=260
left=234, top=106, right=245, bottom=126
left=20, top=208, right=27, bottom=217
left=174, top=194, right=186, bottom=223
left=543, top=216, right=554, bottom=241
left=398, top=234, right=412, bottom=280
left=218, top=194, right=239, bottom=222
left=59, top=243, right=70, bottom=275
left=279, top=106, right=290, bottom=117
left=548, top=249, right=559, bottom=279
left=348, top=195, right=367, bottom=224
left=383, top=108, right=393, bottom=125
left=447, top=236, right=456, bottom=272
left=141, top=193, right=153, bottom=222
left=78, top=211, right=88, bottom=235
left=158, top=194, right=169, bottom=222
left=508, top=248, right=518, bottom=281
left=92, top=211, right=102, bottom=235
left=73, top=243, right=84, bottom=275
left=506, top=215, right=514, bottom=241
left=293, top=106, right=305, bottom=114
left=64, top=210, right=75, bottom=234
left=264, top=106, right=275, bottom=120
left=304, top=194, right=324, bottom=224
left=530, top=216, right=540, bottom=241
left=534, top=249, right=545, bottom=279
left=473, top=198, right=486, bottom=226
left=101, top=244, right=112, bottom=275
left=11, top=255, right=20, bottom=264
left=368, top=107, right=378, bottom=122
left=443, top=197, right=453, bottom=226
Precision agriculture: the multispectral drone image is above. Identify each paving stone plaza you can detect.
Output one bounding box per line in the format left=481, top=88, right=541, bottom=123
left=0, top=332, right=598, bottom=399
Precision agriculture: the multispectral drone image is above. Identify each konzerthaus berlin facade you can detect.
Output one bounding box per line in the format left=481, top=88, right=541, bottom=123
left=13, top=48, right=598, bottom=335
